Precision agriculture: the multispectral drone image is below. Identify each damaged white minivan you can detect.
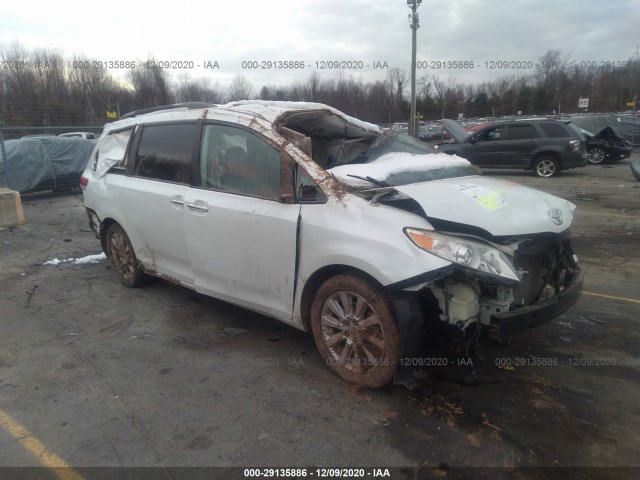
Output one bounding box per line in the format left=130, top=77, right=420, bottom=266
left=81, top=101, right=583, bottom=388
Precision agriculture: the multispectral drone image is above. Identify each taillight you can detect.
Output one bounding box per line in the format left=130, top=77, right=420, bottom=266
left=80, top=176, right=89, bottom=189
left=569, top=139, right=580, bottom=152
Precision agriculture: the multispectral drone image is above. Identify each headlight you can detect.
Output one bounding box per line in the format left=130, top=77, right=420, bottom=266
left=404, top=228, right=520, bottom=282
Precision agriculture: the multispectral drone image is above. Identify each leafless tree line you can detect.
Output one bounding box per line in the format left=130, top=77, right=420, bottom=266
left=1, top=42, right=638, bottom=127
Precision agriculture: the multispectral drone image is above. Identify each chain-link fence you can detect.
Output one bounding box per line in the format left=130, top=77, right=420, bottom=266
left=0, top=125, right=103, bottom=197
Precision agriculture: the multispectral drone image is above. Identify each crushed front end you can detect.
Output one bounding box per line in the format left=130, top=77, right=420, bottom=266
left=400, top=231, right=583, bottom=342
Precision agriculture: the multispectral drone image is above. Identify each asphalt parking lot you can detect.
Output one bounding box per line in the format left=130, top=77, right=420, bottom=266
left=1, top=156, right=639, bottom=479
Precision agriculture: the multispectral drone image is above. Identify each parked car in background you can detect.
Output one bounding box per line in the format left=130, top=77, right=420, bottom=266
left=21, top=134, right=56, bottom=139
left=59, top=132, right=97, bottom=139
left=436, top=118, right=587, bottom=177
left=81, top=101, right=583, bottom=388
left=419, top=124, right=445, bottom=142
left=579, top=126, right=633, bottom=164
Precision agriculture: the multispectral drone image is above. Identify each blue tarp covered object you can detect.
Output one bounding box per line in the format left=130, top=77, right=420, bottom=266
left=569, top=114, right=640, bottom=145
left=0, top=137, right=95, bottom=193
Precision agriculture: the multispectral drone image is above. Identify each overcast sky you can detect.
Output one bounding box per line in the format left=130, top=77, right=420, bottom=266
left=2, top=0, right=639, bottom=90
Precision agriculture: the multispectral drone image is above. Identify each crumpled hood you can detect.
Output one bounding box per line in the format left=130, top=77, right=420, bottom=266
left=395, top=176, right=576, bottom=236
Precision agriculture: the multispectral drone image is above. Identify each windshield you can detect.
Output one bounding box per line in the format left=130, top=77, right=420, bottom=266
left=328, top=130, right=479, bottom=188
left=366, top=129, right=438, bottom=161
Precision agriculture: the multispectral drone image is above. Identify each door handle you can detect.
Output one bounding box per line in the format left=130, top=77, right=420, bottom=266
left=170, top=199, right=184, bottom=206
left=187, top=203, right=209, bottom=212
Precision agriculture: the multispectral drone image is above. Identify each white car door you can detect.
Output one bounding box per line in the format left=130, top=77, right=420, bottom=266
left=184, top=123, right=299, bottom=321
left=122, top=123, right=198, bottom=286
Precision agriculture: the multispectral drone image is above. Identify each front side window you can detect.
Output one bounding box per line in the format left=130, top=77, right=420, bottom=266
left=199, top=124, right=281, bottom=200
left=476, top=126, right=504, bottom=142
left=134, top=123, right=197, bottom=184
left=296, top=166, right=326, bottom=203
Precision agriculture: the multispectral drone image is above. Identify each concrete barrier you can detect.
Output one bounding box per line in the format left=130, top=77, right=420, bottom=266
left=0, top=188, right=26, bottom=227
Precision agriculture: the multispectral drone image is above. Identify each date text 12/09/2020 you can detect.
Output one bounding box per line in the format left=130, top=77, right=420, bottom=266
left=244, top=468, right=391, bottom=477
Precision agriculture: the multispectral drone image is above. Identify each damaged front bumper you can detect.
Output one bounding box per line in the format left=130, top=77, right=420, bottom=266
left=388, top=241, right=583, bottom=352
left=491, top=266, right=583, bottom=336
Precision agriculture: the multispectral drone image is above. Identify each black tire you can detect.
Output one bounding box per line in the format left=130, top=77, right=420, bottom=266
left=310, top=274, right=401, bottom=388
left=533, top=156, right=559, bottom=178
left=587, top=147, right=606, bottom=165
left=105, top=223, right=147, bottom=287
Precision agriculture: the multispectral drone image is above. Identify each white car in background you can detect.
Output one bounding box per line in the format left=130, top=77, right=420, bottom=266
left=59, top=131, right=97, bottom=139
left=81, top=101, right=583, bottom=388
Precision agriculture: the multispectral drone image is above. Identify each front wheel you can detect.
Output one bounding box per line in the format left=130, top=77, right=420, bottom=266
left=533, top=156, right=559, bottom=178
left=310, top=274, right=401, bottom=388
left=587, top=148, right=606, bottom=165
left=105, top=223, right=147, bottom=287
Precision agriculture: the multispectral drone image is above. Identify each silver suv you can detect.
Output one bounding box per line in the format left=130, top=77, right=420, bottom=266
left=82, top=101, right=583, bottom=387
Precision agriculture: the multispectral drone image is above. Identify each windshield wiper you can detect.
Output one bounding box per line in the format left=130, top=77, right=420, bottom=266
left=346, top=174, right=390, bottom=187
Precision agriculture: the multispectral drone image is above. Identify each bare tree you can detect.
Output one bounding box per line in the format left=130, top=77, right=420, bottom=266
left=127, top=58, right=174, bottom=107
left=69, top=54, right=121, bottom=122
left=174, top=74, right=223, bottom=103
left=287, top=80, right=305, bottom=101
left=387, top=68, right=408, bottom=104
left=226, top=74, right=254, bottom=102
left=1, top=41, right=638, bottom=126
left=304, top=70, right=324, bottom=102
left=0, top=41, right=39, bottom=124
left=431, top=75, right=446, bottom=119
left=418, top=75, right=432, bottom=100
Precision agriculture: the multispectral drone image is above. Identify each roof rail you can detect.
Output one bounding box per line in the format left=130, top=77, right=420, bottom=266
left=120, top=102, right=215, bottom=120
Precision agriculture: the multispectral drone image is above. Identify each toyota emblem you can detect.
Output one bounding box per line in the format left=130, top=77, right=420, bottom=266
left=549, top=208, right=564, bottom=225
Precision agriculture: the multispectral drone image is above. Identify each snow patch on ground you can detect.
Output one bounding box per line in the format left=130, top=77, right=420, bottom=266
left=44, top=253, right=107, bottom=266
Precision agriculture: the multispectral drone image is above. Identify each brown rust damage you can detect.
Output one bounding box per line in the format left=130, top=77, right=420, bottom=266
left=241, top=109, right=354, bottom=204
left=280, top=153, right=295, bottom=204
left=278, top=126, right=312, bottom=158
left=320, top=176, right=349, bottom=202
left=278, top=130, right=350, bottom=204
left=136, top=243, right=181, bottom=286
left=140, top=265, right=185, bottom=287
left=248, top=116, right=266, bottom=132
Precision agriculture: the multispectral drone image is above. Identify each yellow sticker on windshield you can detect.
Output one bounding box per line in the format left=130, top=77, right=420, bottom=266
left=452, top=184, right=507, bottom=212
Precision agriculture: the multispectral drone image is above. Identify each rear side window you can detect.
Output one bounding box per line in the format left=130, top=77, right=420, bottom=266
left=540, top=123, right=569, bottom=138
left=504, top=124, right=538, bottom=140
left=134, top=123, right=197, bottom=184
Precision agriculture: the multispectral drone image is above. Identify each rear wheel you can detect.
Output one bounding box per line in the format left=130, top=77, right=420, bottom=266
left=310, top=274, right=401, bottom=388
left=587, top=147, right=606, bottom=165
left=533, top=156, right=559, bottom=178
left=105, top=223, right=147, bottom=287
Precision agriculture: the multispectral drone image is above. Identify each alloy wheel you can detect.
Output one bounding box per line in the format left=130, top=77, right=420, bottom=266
left=320, top=290, right=386, bottom=374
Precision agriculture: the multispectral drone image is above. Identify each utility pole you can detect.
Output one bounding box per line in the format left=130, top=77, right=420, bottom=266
left=408, top=0, right=422, bottom=137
